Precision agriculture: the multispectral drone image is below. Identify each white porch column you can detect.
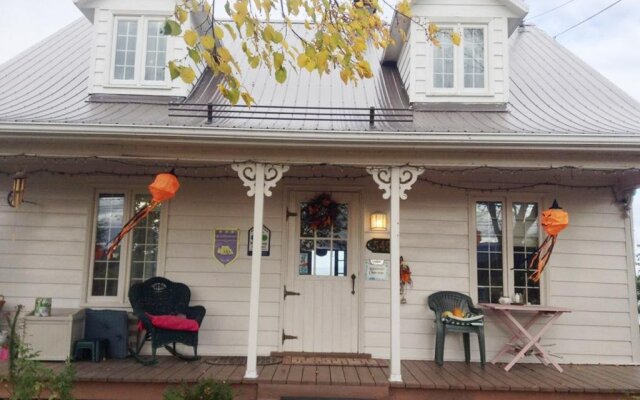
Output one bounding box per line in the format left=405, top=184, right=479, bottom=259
left=233, top=162, right=288, bottom=379
left=368, top=166, right=424, bottom=383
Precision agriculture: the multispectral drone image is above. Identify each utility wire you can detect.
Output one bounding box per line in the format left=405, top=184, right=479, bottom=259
left=554, top=0, right=624, bottom=38
left=527, top=0, right=576, bottom=20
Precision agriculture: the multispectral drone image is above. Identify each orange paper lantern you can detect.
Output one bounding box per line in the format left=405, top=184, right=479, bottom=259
left=106, top=171, right=180, bottom=259
left=529, top=200, right=569, bottom=283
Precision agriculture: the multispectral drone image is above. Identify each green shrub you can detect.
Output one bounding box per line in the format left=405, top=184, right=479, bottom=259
left=164, top=379, right=234, bottom=400
left=1, top=305, right=75, bottom=400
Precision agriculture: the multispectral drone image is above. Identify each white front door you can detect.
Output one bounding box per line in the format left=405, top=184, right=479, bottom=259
left=283, top=191, right=359, bottom=353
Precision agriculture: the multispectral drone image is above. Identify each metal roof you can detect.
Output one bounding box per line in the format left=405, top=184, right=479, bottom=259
left=1, top=18, right=640, bottom=135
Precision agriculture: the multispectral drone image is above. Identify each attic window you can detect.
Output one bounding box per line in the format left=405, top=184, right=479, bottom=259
left=432, top=26, right=487, bottom=93
left=111, top=17, right=168, bottom=85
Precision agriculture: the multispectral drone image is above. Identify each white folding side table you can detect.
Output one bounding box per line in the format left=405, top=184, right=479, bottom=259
left=480, top=303, right=571, bottom=372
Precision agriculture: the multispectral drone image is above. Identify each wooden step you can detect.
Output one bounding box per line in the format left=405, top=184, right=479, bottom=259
left=271, top=352, right=373, bottom=359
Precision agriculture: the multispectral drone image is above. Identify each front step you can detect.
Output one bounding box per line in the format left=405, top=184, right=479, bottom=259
left=257, top=383, right=388, bottom=400
left=271, top=352, right=373, bottom=359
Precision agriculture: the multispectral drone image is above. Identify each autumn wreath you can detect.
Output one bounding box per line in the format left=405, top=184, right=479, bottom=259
left=302, top=193, right=339, bottom=230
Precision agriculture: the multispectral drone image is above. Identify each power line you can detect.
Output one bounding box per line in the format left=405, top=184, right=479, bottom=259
left=527, top=0, right=577, bottom=20
left=554, top=0, right=624, bottom=39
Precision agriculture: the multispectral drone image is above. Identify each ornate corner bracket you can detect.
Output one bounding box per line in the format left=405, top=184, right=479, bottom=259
left=367, top=166, right=424, bottom=200
left=232, top=163, right=289, bottom=197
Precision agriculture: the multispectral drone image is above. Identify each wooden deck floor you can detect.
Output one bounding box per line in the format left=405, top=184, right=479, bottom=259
left=4, top=357, right=640, bottom=399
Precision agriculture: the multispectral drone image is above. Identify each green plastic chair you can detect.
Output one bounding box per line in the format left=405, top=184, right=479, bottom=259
left=427, top=291, right=486, bottom=366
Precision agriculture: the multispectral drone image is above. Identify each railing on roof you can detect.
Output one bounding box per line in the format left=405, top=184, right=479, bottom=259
left=169, top=103, right=413, bottom=127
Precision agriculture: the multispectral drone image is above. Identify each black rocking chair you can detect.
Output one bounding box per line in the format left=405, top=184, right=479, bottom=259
left=129, top=277, right=206, bottom=364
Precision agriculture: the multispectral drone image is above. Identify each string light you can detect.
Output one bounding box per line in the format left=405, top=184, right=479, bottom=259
left=0, top=153, right=634, bottom=192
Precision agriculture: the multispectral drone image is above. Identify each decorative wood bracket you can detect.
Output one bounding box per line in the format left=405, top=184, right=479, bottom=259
left=232, top=163, right=289, bottom=197
left=366, top=166, right=424, bottom=199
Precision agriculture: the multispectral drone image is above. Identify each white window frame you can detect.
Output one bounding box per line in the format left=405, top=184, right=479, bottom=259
left=430, top=24, right=489, bottom=96
left=109, top=15, right=171, bottom=88
left=85, top=188, right=168, bottom=306
left=469, top=194, right=548, bottom=305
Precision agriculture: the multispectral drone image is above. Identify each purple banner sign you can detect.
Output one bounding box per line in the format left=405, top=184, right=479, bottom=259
left=214, top=229, right=239, bottom=266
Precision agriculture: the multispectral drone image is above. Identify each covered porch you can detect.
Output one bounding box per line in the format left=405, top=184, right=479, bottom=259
left=1, top=143, right=640, bottom=388
left=8, top=356, right=640, bottom=400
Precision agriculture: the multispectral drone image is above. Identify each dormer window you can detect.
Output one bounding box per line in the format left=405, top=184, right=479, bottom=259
left=432, top=26, right=487, bottom=93
left=111, top=17, right=168, bottom=85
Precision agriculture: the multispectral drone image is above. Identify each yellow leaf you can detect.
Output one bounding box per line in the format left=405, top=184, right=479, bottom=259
left=201, top=34, right=215, bottom=50
left=451, top=31, right=461, bottom=46
left=275, top=67, right=287, bottom=83
left=203, top=2, right=212, bottom=14
left=428, top=22, right=439, bottom=37
left=218, top=61, right=232, bottom=75
left=203, top=51, right=215, bottom=69
left=241, top=92, right=255, bottom=105
left=179, top=67, right=196, bottom=84
left=273, top=52, right=284, bottom=69
left=175, top=7, right=188, bottom=23
left=246, top=21, right=255, bottom=37
left=340, top=69, right=350, bottom=84
left=218, top=47, right=233, bottom=63
left=304, top=59, right=316, bottom=72
left=396, top=0, right=411, bottom=16
left=183, top=30, right=198, bottom=47
left=168, top=61, right=180, bottom=80
left=263, top=24, right=275, bottom=42
left=297, top=54, right=309, bottom=68
left=356, top=60, right=372, bottom=78
left=317, top=50, right=328, bottom=69
left=227, top=87, right=240, bottom=104
left=214, top=26, right=225, bottom=40
left=273, top=31, right=283, bottom=44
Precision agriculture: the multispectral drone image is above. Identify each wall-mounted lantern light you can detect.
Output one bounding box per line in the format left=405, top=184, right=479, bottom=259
left=7, top=172, right=26, bottom=208
left=370, top=211, right=388, bottom=231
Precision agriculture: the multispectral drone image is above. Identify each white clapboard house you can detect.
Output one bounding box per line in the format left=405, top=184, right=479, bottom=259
left=1, top=0, right=640, bottom=395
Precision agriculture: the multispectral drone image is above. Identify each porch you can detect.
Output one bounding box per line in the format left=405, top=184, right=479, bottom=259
left=13, top=356, right=640, bottom=400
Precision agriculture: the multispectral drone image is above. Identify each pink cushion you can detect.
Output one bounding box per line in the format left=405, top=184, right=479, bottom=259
left=140, top=313, right=199, bottom=332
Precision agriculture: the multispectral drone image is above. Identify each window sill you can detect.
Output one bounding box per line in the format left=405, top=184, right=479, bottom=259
left=426, top=91, right=494, bottom=97
left=106, top=82, right=172, bottom=90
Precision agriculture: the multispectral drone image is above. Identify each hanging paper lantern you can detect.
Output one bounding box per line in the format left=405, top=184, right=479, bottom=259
left=106, top=172, right=180, bottom=259
left=528, top=200, right=569, bottom=283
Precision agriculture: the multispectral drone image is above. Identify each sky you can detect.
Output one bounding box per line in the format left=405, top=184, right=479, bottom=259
left=1, top=0, right=640, bottom=249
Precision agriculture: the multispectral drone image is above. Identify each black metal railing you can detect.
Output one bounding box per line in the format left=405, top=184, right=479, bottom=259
left=169, top=103, right=413, bottom=127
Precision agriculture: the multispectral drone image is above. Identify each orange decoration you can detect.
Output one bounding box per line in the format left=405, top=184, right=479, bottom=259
left=106, top=172, right=180, bottom=259
left=528, top=200, right=569, bottom=283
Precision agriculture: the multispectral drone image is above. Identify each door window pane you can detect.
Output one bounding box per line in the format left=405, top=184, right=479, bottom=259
left=476, top=201, right=503, bottom=303
left=92, top=194, right=125, bottom=296
left=433, top=29, right=454, bottom=89
left=463, top=28, right=485, bottom=88
left=144, top=21, right=167, bottom=81
left=129, top=194, right=161, bottom=286
left=299, top=200, right=348, bottom=276
left=512, top=202, right=540, bottom=304
left=114, top=20, right=138, bottom=80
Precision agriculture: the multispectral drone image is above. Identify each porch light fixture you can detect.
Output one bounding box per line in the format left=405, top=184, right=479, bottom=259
left=7, top=171, right=26, bottom=208
left=370, top=211, right=388, bottom=231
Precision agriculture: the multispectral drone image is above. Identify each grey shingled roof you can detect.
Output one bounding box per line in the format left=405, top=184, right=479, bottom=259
left=1, top=18, right=640, bottom=134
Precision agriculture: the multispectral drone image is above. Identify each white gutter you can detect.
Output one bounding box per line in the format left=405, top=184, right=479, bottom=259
left=2, top=121, right=640, bottom=152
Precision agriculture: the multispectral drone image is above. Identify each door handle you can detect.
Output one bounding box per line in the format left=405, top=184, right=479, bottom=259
left=351, top=274, right=356, bottom=295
